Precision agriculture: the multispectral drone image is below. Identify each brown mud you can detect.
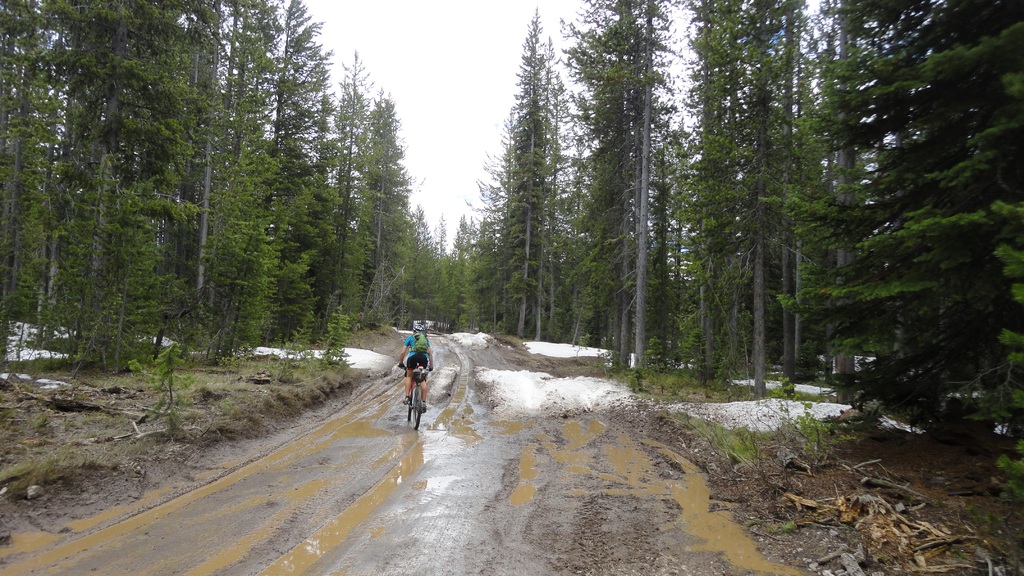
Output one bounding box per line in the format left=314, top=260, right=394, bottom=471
left=0, top=333, right=1020, bottom=575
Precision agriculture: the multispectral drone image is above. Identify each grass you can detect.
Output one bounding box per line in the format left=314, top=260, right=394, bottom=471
left=664, top=411, right=762, bottom=466
left=0, top=354, right=357, bottom=500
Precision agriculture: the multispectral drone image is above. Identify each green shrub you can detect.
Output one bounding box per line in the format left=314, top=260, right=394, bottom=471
left=151, top=343, right=193, bottom=436
left=998, top=440, right=1024, bottom=506
left=322, top=312, right=353, bottom=367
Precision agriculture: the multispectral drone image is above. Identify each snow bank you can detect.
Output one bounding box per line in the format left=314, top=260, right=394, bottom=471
left=731, top=378, right=834, bottom=397
left=448, top=332, right=493, bottom=350
left=6, top=322, right=69, bottom=362
left=524, top=341, right=607, bottom=358
left=342, top=348, right=395, bottom=371
left=0, top=373, right=70, bottom=389
left=669, top=398, right=851, bottom=432
left=474, top=355, right=850, bottom=431
left=5, top=349, right=67, bottom=362
left=252, top=346, right=393, bottom=371
left=476, top=368, right=634, bottom=415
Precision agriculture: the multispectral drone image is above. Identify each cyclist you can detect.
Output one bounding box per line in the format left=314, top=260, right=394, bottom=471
left=398, top=322, right=433, bottom=408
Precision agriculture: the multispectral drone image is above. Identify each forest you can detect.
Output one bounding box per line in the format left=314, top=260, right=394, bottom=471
left=1, top=0, right=1022, bottom=430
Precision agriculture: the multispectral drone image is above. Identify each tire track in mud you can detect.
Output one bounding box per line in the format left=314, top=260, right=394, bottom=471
left=0, top=354, right=459, bottom=575
left=3, top=338, right=809, bottom=575
left=272, top=339, right=488, bottom=575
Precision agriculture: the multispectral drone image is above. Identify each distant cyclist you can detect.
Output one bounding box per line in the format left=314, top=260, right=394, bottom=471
left=398, top=322, right=433, bottom=408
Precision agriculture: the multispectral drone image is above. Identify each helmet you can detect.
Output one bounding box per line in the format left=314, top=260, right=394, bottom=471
left=413, top=322, right=425, bottom=333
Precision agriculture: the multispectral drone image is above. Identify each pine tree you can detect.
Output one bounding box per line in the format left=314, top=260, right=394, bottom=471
left=266, top=0, right=334, bottom=340
left=43, top=0, right=201, bottom=371
left=684, top=0, right=807, bottom=394
left=566, top=0, right=673, bottom=366
left=806, top=0, right=1024, bottom=418
left=319, top=53, right=373, bottom=321
left=502, top=11, right=563, bottom=339
left=360, top=95, right=412, bottom=325
left=0, top=0, right=52, bottom=356
left=203, top=0, right=281, bottom=357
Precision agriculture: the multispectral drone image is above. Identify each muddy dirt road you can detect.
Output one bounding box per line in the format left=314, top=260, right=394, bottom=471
left=0, top=336, right=805, bottom=575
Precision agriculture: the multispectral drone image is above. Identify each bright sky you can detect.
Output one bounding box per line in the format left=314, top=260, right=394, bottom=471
left=303, top=0, right=584, bottom=243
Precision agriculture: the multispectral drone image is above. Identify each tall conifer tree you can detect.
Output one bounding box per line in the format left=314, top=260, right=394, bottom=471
left=806, top=0, right=1024, bottom=417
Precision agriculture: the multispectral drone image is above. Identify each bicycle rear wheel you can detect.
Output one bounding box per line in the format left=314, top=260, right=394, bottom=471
left=411, top=384, right=422, bottom=430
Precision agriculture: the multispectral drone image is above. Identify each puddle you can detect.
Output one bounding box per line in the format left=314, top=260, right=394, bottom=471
left=510, top=445, right=540, bottom=506
left=490, top=419, right=533, bottom=435
left=563, top=419, right=606, bottom=450
left=527, top=420, right=803, bottom=576
left=0, top=484, right=177, bottom=560
left=510, top=482, right=537, bottom=507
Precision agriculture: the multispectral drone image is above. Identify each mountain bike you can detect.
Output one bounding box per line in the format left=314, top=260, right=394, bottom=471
left=407, top=366, right=429, bottom=430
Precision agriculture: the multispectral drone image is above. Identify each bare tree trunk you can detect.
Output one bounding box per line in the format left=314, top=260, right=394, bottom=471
left=781, top=5, right=798, bottom=385
left=518, top=202, right=531, bottom=338
left=752, top=85, right=770, bottom=398
left=700, top=282, right=715, bottom=386
left=795, top=242, right=803, bottom=358
left=535, top=241, right=543, bottom=341
left=197, top=0, right=221, bottom=294
left=834, top=2, right=857, bottom=402
left=633, top=3, right=653, bottom=369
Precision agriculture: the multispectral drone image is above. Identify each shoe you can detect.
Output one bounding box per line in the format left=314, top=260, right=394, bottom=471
left=419, top=404, right=427, bottom=414
left=402, top=397, right=410, bottom=405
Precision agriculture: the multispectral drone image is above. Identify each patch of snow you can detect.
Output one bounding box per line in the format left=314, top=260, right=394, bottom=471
left=879, top=416, right=924, bottom=434
left=5, top=348, right=67, bottom=362
left=252, top=346, right=312, bottom=359
left=475, top=367, right=850, bottom=431
left=476, top=368, right=634, bottom=416
left=669, top=398, right=852, bottom=432
left=731, top=378, right=834, bottom=396
left=343, top=348, right=394, bottom=371
left=36, top=379, right=69, bottom=390
left=448, top=332, right=493, bottom=350
left=6, top=322, right=70, bottom=361
left=524, top=341, right=607, bottom=358
left=251, top=346, right=393, bottom=371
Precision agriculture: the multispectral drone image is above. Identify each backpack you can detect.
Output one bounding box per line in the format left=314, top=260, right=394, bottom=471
left=412, top=332, right=430, bottom=354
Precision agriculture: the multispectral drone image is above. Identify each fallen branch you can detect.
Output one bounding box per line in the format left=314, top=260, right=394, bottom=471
left=814, top=547, right=849, bottom=564
left=860, top=476, right=931, bottom=503
left=784, top=492, right=820, bottom=509
left=133, top=429, right=167, bottom=440
left=909, top=564, right=974, bottom=573
left=913, top=537, right=968, bottom=553
left=854, top=459, right=882, bottom=470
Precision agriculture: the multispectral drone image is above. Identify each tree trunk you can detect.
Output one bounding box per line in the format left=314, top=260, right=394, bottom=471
left=518, top=201, right=531, bottom=338
left=196, top=0, right=221, bottom=293
left=835, top=2, right=857, bottom=402
left=700, top=282, right=715, bottom=386
left=633, top=3, right=653, bottom=369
